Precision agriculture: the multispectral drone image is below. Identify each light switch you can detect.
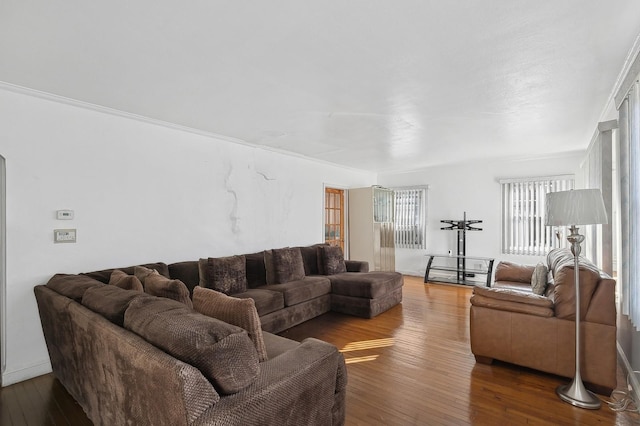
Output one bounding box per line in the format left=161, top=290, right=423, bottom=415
left=56, top=210, right=74, bottom=220
left=54, top=229, right=76, bottom=243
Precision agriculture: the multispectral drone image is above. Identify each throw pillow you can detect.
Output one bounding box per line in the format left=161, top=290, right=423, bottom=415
left=134, top=265, right=159, bottom=286
left=198, top=255, right=247, bottom=295
left=144, top=273, right=193, bottom=309
left=319, top=245, right=347, bottom=275
left=124, top=296, right=259, bottom=395
left=109, top=269, right=144, bottom=292
left=531, top=262, right=549, bottom=295
left=263, top=249, right=275, bottom=285
left=271, top=247, right=306, bottom=284
left=192, top=287, right=268, bottom=362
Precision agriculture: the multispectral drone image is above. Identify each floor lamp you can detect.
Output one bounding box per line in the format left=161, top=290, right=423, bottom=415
left=545, top=188, right=608, bottom=409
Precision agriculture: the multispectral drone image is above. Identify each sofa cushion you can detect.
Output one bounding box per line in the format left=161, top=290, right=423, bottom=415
left=530, top=262, right=549, bottom=295
left=81, top=284, right=148, bottom=326
left=82, top=262, right=170, bottom=284
left=46, top=274, right=103, bottom=302
left=167, top=261, right=200, bottom=295
left=143, top=274, right=193, bottom=309
left=198, top=255, right=247, bottom=295
left=233, top=288, right=285, bottom=316
left=245, top=251, right=267, bottom=288
left=319, top=245, right=347, bottom=275
left=494, top=261, right=535, bottom=284
left=298, top=244, right=328, bottom=276
left=261, top=276, right=332, bottom=307
left=124, top=296, right=259, bottom=395
left=271, top=247, right=306, bottom=284
left=134, top=265, right=160, bottom=285
left=192, top=287, right=268, bottom=362
left=329, top=272, right=403, bottom=299
left=109, top=270, right=143, bottom=292
left=553, top=260, right=601, bottom=320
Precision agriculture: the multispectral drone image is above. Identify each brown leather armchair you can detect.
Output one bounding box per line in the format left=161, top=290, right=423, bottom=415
left=470, top=249, right=617, bottom=395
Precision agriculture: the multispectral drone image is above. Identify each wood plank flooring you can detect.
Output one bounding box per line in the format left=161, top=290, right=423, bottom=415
left=1, top=275, right=639, bottom=425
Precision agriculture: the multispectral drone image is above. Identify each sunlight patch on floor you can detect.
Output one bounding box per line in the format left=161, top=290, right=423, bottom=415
left=340, top=338, right=395, bottom=352
left=344, top=355, right=380, bottom=364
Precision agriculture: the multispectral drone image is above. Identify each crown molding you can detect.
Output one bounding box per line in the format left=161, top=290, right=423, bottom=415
left=0, top=81, right=373, bottom=176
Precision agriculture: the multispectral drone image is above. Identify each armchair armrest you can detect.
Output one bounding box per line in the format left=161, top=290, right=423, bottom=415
left=471, top=286, right=554, bottom=318
left=345, top=260, right=369, bottom=272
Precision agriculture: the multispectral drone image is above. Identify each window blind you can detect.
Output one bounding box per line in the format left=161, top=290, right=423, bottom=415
left=500, top=176, right=574, bottom=255
left=393, top=187, right=428, bottom=249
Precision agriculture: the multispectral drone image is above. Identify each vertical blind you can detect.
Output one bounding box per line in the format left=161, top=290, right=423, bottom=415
left=618, top=79, right=640, bottom=328
left=393, top=187, right=428, bottom=249
left=500, top=176, right=574, bottom=255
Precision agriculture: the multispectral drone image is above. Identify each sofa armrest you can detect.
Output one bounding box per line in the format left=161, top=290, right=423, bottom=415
left=345, top=260, right=369, bottom=272
left=196, top=338, right=346, bottom=425
left=470, top=294, right=554, bottom=317
left=471, top=286, right=554, bottom=317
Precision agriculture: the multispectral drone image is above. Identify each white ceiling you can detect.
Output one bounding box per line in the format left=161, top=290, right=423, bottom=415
left=2, top=1, right=640, bottom=172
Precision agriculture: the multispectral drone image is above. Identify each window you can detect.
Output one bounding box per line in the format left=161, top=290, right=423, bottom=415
left=500, top=176, right=574, bottom=255
left=393, top=187, right=428, bottom=249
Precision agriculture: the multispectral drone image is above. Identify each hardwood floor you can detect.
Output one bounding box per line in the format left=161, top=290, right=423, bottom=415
left=2, top=275, right=638, bottom=425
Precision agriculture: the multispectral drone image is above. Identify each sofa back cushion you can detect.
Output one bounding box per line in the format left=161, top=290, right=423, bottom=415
left=168, top=261, right=200, bottom=295
left=192, top=287, right=268, bottom=362
left=81, top=284, right=148, bottom=326
left=143, top=274, right=193, bottom=309
left=551, top=253, right=603, bottom=320
left=245, top=251, right=267, bottom=288
left=109, top=270, right=144, bottom=292
left=82, top=262, right=170, bottom=284
left=298, top=244, right=328, bottom=275
left=47, top=274, right=103, bottom=302
left=494, top=261, right=535, bottom=284
left=124, top=296, right=259, bottom=395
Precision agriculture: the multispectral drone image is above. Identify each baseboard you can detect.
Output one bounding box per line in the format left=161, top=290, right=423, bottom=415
left=396, top=269, right=423, bottom=278
left=1, top=360, right=52, bottom=387
left=617, top=342, right=640, bottom=407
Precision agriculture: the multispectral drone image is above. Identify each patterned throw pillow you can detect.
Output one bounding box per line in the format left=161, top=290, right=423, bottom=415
left=109, top=269, right=143, bottom=292
left=531, top=262, right=549, bottom=295
left=198, top=255, right=248, bottom=295
left=192, top=287, right=268, bottom=362
left=143, top=273, right=193, bottom=308
left=319, top=245, right=347, bottom=275
left=271, top=247, right=306, bottom=284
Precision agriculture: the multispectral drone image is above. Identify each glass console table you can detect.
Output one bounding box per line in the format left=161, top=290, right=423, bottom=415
left=424, top=254, right=495, bottom=287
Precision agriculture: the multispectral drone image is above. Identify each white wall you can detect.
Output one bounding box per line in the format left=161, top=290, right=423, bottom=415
left=379, top=154, right=584, bottom=278
left=0, top=87, right=376, bottom=386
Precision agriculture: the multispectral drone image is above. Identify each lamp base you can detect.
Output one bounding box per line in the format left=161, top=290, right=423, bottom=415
left=556, top=382, right=601, bottom=410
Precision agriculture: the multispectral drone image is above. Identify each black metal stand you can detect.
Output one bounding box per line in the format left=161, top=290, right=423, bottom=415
left=440, top=212, right=482, bottom=281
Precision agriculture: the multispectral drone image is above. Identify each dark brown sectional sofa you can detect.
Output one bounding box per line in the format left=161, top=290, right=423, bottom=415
left=34, top=244, right=403, bottom=425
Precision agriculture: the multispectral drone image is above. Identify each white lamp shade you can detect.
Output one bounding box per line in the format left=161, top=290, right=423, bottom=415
left=545, top=189, right=608, bottom=226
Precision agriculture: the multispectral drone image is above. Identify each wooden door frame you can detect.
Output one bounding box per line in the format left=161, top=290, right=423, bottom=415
left=323, top=184, right=349, bottom=257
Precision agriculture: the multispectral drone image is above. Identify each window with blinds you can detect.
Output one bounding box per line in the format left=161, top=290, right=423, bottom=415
left=500, top=176, right=574, bottom=255
left=393, top=187, right=428, bottom=249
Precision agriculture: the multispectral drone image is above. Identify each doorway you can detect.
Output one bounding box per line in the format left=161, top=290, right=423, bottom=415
left=324, top=187, right=345, bottom=250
